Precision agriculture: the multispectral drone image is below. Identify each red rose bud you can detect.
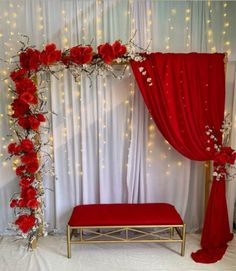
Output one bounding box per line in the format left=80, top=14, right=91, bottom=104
left=20, top=139, right=34, bottom=152
left=19, top=48, right=41, bottom=71
left=10, top=68, right=27, bottom=81
left=36, top=113, right=46, bottom=122
left=18, top=198, right=27, bottom=208
left=8, top=143, right=18, bottom=155
left=15, top=214, right=36, bottom=233
left=10, top=199, right=18, bottom=208
left=27, top=199, right=39, bottom=209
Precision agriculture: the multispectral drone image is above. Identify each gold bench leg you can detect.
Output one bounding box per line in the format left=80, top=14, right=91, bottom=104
left=181, top=224, right=186, bottom=256
left=67, top=225, right=71, bottom=258
left=170, top=227, right=174, bottom=239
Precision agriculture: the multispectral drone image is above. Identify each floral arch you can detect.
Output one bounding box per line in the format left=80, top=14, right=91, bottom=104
left=7, top=39, right=144, bottom=246
left=6, top=38, right=235, bottom=263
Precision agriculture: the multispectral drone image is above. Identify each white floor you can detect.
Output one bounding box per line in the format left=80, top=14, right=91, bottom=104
left=0, top=234, right=235, bottom=271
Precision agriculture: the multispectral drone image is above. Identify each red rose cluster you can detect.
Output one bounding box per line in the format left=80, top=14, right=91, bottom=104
left=98, top=41, right=127, bottom=64
left=61, top=41, right=127, bottom=65
left=8, top=139, right=39, bottom=232
left=40, top=44, right=61, bottom=65
left=19, top=44, right=61, bottom=71
left=213, top=146, right=236, bottom=181
left=15, top=214, right=36, bottom=233
left=214, top=147, right=236, bottom=165
left=10, top=75, right=46, bottom=130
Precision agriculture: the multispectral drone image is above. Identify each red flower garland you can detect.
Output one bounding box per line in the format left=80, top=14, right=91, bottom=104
left=8, top=40, right=128, bottom=238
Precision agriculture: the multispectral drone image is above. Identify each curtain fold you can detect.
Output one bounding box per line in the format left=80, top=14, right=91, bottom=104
left=131, top=52, right=233, bottom=263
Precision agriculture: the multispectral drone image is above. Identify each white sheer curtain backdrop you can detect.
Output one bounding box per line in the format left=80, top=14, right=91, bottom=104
left=0, top=0, right=235, bottom=234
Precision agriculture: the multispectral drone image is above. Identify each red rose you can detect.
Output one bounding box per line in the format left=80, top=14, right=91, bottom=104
left=15, top=214, right=36, bottom=233
left=20, top=151, right=38, bottom=164
left=19, top=92, right=35, bottom=104
left=26, top=187, right=37, bottom=199
left=18, top=198, right=26, bottom=208
left=10, top=199, right=18, bottom=208
left=16, top=165, right=26, bottom=176
left=27, top=199, right=39, bottom=209
left=112, top=41, right=127, bottom=58
left=70, top=46, right=93, bottom=64
left=40, top=43, right=61, bottom=65
left=15, top=78, right=37, bottom=95
left=98, top=43, right=115, bottom=64
left=20, top=139, right=34, bottom=152
left=25, top=160, right=39, bottom=173
left=19, top=48, right=41, bottom=71
left=19, top=176, right=35, bottom=187
left=10, top=68, right=27, bottom=81
left=8, top=143, right=20, bottom=155
left=28, top=115, right=41, bottom=130
left=11, top=99, right=29, bottom=118
left=18, top=117, right=31, bottom=129
left=36, top=113, right=46, bottom=122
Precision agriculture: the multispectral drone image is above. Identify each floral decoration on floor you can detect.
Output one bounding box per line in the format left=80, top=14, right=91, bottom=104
left=6, top=37, right=145, bottom=247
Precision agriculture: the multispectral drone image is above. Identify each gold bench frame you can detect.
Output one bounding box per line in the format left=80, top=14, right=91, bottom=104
left=67, top=223, right=186, bottom=258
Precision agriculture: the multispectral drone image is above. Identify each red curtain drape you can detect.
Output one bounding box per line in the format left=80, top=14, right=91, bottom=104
left=131, top=53, right=233, bottom=263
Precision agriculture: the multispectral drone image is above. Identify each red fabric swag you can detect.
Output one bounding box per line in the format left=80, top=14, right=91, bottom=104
left=130, top=53, right=233, bottom=263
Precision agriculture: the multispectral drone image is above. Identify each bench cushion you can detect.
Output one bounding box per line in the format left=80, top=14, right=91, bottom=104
left=68, top=203, right=183, bottom=227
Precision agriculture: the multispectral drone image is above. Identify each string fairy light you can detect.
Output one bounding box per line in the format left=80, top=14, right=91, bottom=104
left=222, top=1, right=231, bottom=56
left=206, top=0, right=217, bottom=53
left=184, top=6, right=191, bottom=50
left=96, top=0, right=103, bottom=44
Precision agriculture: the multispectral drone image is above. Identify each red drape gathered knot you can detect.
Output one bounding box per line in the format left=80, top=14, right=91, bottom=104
left=130, top=52, right=233, bottom=263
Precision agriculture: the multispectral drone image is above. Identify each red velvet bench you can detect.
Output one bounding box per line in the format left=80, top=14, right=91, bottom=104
left=67, top=203, right=186, bottom=258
